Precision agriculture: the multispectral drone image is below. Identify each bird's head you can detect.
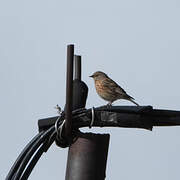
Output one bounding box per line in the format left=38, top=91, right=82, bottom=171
left=89, top=71, right=108, bottom=80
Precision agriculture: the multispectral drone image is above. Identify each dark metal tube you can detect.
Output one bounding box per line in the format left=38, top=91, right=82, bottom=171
left=65, top=44, right=74, bottom=137
left=65, top=133, right=110, bottom=180
left=74, top=55, right=81, bottom=80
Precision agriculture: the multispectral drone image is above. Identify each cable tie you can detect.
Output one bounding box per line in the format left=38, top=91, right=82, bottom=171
left=58, top=119, right=66, bottom=140
left=55, top=116, right=61, bottom=134
left=56, top=119, right=66, bottom=141
left=89, top=107, right=95, bottom=128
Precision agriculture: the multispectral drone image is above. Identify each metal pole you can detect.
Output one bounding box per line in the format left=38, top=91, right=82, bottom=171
left=74, top=55, right=81, bottom=80
left=65, top=44, right=74, bottom=138
left=65, top=51, right=110, bottom=180
left=65, top=133, right=110, bottom=180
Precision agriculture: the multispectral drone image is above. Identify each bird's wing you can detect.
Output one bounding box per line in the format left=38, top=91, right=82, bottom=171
left=102, top=78, right=134, bottom=100
left=102, top=78, right=127, bottom=95
left=115, top=85, right=134, bottom=100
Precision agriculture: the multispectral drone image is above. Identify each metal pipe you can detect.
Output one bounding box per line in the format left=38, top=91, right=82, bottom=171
left=65, top=44, right=74, bottom=138
left=65, top=132, right=110, bottom=180
left=74, top=55, right=81, bottom=80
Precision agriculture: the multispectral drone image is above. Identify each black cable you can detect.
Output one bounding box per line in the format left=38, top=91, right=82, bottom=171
left=20, top=130, right=57, bottom=180
left=5, top=131, right=44, bottom=180
left=6, top=114, right=64, bottom=180
left=20, top=117, right=68, bottom=179
left=20, top=141, right=49, bottom=180
left=13, top=126, right=55, bottom=180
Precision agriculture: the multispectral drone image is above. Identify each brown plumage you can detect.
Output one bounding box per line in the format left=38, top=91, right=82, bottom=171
left=90, top=71, right=139, bottom=106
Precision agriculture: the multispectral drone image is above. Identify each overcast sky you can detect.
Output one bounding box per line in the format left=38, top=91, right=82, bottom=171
left=1, top=0, right=180, bottom=179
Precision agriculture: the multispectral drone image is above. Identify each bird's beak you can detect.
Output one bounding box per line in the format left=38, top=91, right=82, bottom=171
left=89, top=75, right=94, bottom=78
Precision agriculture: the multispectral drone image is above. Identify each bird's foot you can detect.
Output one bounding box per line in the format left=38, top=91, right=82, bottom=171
left=106, top=102, right=112, bottom=108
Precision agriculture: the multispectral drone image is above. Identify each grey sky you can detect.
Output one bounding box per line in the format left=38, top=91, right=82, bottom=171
left=1, top=0, right=180, bottom=179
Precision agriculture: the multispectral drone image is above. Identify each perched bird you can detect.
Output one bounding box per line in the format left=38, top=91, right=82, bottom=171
left=90, top=71, right=139, bottom=106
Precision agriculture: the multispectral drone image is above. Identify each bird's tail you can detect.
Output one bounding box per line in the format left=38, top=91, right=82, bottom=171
left=129, top=98, right=139, bottom=106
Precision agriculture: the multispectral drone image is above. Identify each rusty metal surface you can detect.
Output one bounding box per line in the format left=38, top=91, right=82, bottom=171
left=65, top=132, right=110, bottom=180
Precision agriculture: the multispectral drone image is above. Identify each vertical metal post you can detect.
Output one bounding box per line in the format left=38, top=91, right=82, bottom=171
left=74, top=55, right=81, bottom=80
left=65, top=50, right=110, bottom=180
left=65, top=44, right=74, bottom=138
left=65, top=133, right=110, bottom=180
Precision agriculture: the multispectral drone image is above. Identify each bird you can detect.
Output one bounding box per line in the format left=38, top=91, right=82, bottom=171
left=89, top=71, right=139, bottom=106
